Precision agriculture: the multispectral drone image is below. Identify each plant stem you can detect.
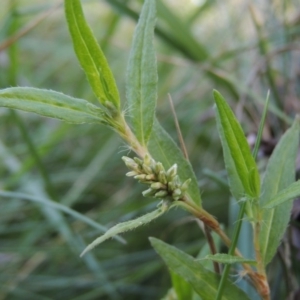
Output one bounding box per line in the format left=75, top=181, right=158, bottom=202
left=117, top=114, right=148, bottom=158
left=215, top=201, right=247, bottom=300
left=204, top=225, right=220, bottom=274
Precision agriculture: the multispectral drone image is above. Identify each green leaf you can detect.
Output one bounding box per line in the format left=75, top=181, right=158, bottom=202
left=200, top=254, right=256, bottom=265
left=80, top=201, right=169, bottom=257
left=148, top=119, right=201, bottom=206
left=65, top=0, right=120, bottom=110
left=259, top=117, right=300, bottom=265
left=171, top=271, right=193, bottom=300
left=150, top=238, right=250, bottom=300
left=0, top=87, right=105, bottom=124
left=263, top=180, right=300, bottom=209
left=126, top=0, right=157, bottom=145
left=214, top=90, right=260, bottom=199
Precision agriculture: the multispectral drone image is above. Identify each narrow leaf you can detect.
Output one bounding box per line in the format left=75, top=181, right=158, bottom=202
left=150, top=238, right=250, bottom=300
left=170, top=271, right=193, bottom=300
left=0, top=87, right=105, bottom=124
left=263, top=181, right=300, bottom=209
left=148, top=119, right=201, bottom=206
left=80, top=201, right=169, bottom=257
left=214, top=90, right=260, bottom=199
left=126, top=0, right=157, bottom=145
left=201, top=254, right=256, bottom=265
left=259, top=117, right=300, bottom=265
left=65, top=0, right=120, bottom=109
left=0, top=190, right=125, bottom=244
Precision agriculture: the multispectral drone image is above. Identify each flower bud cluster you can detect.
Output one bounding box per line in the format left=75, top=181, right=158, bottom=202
left=122, top=154, right=191, bottom=201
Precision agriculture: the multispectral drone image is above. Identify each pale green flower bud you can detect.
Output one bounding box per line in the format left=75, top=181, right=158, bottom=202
left=154, top=162, right=165, bottom=174
left=168, top=181, right=175, bottom=191
left=158, top=171, right=167, bottom=185
left=166, top=164, right=177, bottom=180
left=142, top=164, right=153, bottom=175
left=173, top=188, right=182, bottom=196
left=134, top=174, right=147, bottom=181
left=170, top=175, right=180, bottom=186
left=133, top=157, right=143, bottom=165
left=181, top=178, right=191, bottom=191
left=122, top=156, right=139, bottom=171
left=154, top=190, right=168, bottom=198
left=145, top=174, right=156, bottom=181
left=143, top=153, right=152, bottom=166
left=151, top=182, right=166, bottom=190
left=126, top=171, right=138, bottom=177
left=142, top=188, right=156, bottom=197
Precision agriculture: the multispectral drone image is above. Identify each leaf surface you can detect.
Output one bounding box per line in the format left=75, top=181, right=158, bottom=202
left=150, top=238, right=250, bottom=300
left=126, top=0, right=157, bottom=145
left=214, top=90, right=260, bottom=199
left=170, top=271, right=193, bottom=300
left=80, top=201, right=169, bottom=257
left=259, top=117, right=300, bottom=265
left=65, top=0, right=120, bottom=109
left=201, top=254, right=256, bottom=265
left=263, top=180, right=300, bottom=209
left=0, top=87, right=105, bottom=124
left=148, top=119, right=201, bottom=206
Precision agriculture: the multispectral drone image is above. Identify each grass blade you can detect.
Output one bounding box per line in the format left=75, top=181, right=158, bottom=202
left=0, top=190, right=126, bottom=244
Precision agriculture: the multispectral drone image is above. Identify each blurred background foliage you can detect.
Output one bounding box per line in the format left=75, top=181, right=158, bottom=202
left=0, top=0, right=300, bottom=299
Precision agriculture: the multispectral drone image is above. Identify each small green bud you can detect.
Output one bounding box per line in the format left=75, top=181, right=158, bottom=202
left=154, top=162, right=165, bottom=174
left=122, top=156, right=139, bottom=170
left=142, top=188, right=156, bottom=197
left=166, top=164, right=177, bottom=180
left=142, top=164, right=153, bottom=175
left=181, top=178, right=191, bottom=191
left=168, top=181, right=175, bottom=191
left=126, top=171, right=138, bottom=177
left=170, top=175, right=180, bottom=186
left=133, top=157, right=143, bottom=165
left=145, top=174, right=156, bottom=181
left=158, top=171, right=167, bottom=185
left=134, top=174, right=147, bottom=181
left=143, top=154, right=152, bottom=166
left=151, top=182, right=166, bottom=190
left=154, top=190, right=168, bottom=198
left=173, top=188, right=182, bottom=197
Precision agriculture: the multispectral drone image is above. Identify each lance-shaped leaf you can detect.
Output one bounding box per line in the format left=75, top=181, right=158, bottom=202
left=259, top=117, right=300, bottom=265
left=80, top=201, right=169, bottom=257
left=170, top=271, right=193, bottom=300
left=150, top=238, right=250, bottom=300
left=0, top=87, right=105, bottom=124
left=148, top=119, right=201, bottom=206
left=263, top=180, right=300, bottom=209
left=126, top=0, right=157, bottom=145
left=200, top=254, right=256, bottom=265
left=214, top=90, right=260, bottom=199
left=65, top=0, right=120, bottom=110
